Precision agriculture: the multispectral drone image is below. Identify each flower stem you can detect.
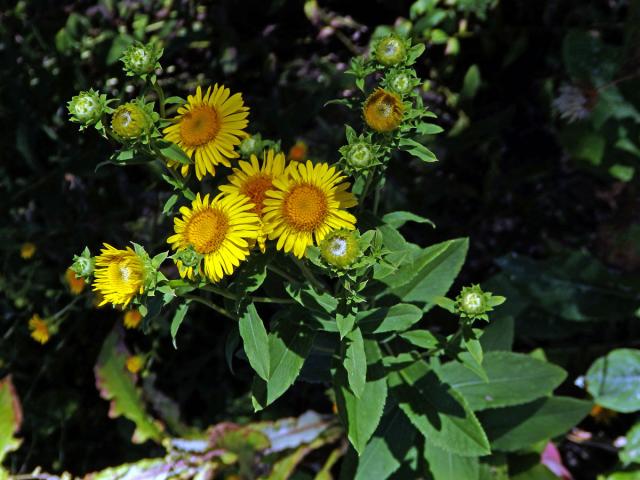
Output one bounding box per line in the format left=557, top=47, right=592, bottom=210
left=200, top=284, right=295, bottom=304
left=295, top=258, right=326, bottom=292
left=184, top=294, right=234, bottom=320
left=152, top=79, right=166, bottom=119
left=267, top=264, right=297, bottom=284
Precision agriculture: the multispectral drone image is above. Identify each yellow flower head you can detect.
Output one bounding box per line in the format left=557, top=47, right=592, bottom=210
left=20, top=242, right=36, bottom=259
left=65, top=268, right=86, bottom=295
left=219, top=149, right=288, bottom=252
left=363, top=88, right=404, bottom=133
left=163, top=85, right=250, bottom=180
left=168, top=193, right=260, bottom=283
left=263, top=161, right=358, bottom=258
left=92, top=244, right=146, bottom=308
left=123, top=309, right=143, bottom=329
left=125, top=355, right=144, bottom=374
left=28, top=314, right=50, bottom=344
left=288, top=141, right=308, bottom=163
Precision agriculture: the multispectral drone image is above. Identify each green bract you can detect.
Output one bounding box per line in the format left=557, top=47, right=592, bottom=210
left=67, top=89, right=108, bottom=128
left=373, top=34, right=409, bottom=66
left=121, top=42, right=163, bottom=77
left=384, top=68, right=420, bottom=96
left=339, top=126, right=383, bottom=173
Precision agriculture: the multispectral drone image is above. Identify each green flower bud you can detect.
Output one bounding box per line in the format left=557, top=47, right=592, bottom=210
left=67, top=89, right=107, bottom=127
left=320, top=229, right=361, bottom=269
left=455, top=285, right=505, bottom=321
left=111, top=102, right=149, bottom=140
left=176, top=245, right=202, bottom=269
left=374, top=34, right=408, bottom=66
left=345, top=142, right=375, bottom=169
left=121, top=42, right=163, bottom=77
left=239, top=134, right=262, bottom=158
left=71, top=247, right=95, bottom=278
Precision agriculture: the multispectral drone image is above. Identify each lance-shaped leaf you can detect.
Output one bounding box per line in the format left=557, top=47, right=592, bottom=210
left=586, top=348, right=640, bottom=413
left=388, top=360, right=490, bottom=457
left=0, top=376, right=22, bottom=465
left=238, top=301, right=270, bottom=381
left=95, top=330, right=164, bottom=444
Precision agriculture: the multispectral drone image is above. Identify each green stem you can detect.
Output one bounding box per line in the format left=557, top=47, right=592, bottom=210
left=51, top=295, right=83, bottom=321
left=295, top=258, right=326, bottom=292
left=152, top=80, right=166, bottom=119
left=200, top=284, right=295, bottom=304
left=268, top=264, right=298, bottom=284
left=184, top=294, right=234, bottom=320
left=358, top=167, right=376, bottom=214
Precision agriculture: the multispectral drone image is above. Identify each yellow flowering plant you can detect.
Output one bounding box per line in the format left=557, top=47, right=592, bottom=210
left=63, top=37, right=520, bottom=467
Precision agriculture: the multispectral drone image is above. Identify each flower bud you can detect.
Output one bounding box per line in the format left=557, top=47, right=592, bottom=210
left=176, top=245, right=202, bottom=269
left=239, top=134, right=262, bottom=158
left=374, top=34, right=407, bottom=66
left=385, top=69, right=419, bottom=96
left=71, top=247, right=95, bottom=278
left=320, top=229, right=360, bottom=269
left=363, top=88, right=404, bottom=133
left=111, top=102, right=149, bottom=140
left=121, top=42, right=163, bottom=77
left=345, top=142, right=375, bottom=169
left=67, top=89, right=107, bottom=127
left=454, top=284, right=505, bottom=321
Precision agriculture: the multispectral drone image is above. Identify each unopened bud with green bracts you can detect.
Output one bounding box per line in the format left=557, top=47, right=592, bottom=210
left=110, top=100, right=155, bottom=141
left=71, top=247, right=95, bottom=279
left=67, top=89, right=110, bottom=129
left=121, top=42, right=163, bottom=78
left=339, top=126, right=384, bottom=173
left=383, top=68, right=421, bottom=96
left=455, top=284, right=506, bottom=322
left=373, top=34, right=409, bottom=66
left=319, top=229, right=361, bottom=269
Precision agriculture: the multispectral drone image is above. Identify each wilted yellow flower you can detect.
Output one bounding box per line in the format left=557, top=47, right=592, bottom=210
left=20, top=242, right=36, bottom=260
left=590, top=404, right=618, bottom=425
left=125, top=355, right=144, bottom=374
left=28, top=314, right=50, bottom=344
left=263, top=161, right=357, bottom=258
left=93, top=244, right=146, bottom=307
left=287, top=140, right=308, bottom=162
left=163, top=85, right=249, bottom=180
left=363, top=88, right=404, bottom=133
left=123, top=309, right=143, bottom=329
left=167, top=193, right=260, bottom=283
left=219, top=149, right=288, bottom=252
left=65, top=268, right=86, bottom=295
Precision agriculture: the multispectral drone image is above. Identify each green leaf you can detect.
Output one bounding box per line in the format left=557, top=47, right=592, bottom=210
left=238, top=302, right=270, bottom=381
left=337, top=311, right=356, bottom=339
left=621, top=422, right=640, bottom=465
left=252, top=312, right=315, bottom=410
left=416, top=122, right=444, bottom=135
left=478, top=396, right=592, bottom=451
left=586, top=348, right=640, bottom=412
left=162, top=194, right=178, bottom=214
left=232, top=254, right=268, bottom=296
left=380, top=238, right=469, bottom=310
left=359, top=304, right=423, bottom=334
left=164, top=96, right=185, bottom=105
left=398, top=138, right=438, bottom=162
left=0, top=376, right=22, bottom=465
left=480, top=316, right=514, bottom=352
left=95, top=331, right=164, bottom=444
left=438, top=352, right=567, bottom=411
left=382, top=211, right=435, bottom=229
left=389, top=360, right=490, bottom=457
left=461, top=65, right=481, bottom=100
left=399, top=330, right=440, bottom=350
left=424, top=441, right=479, bottom=480
left=159, top=142, right=191, bottom=164
left=609, top=164, right=635, bottom=182
left=170, top=302, right=190, bottom=349
left=336, top=340, right=387, bottom=455
left=345, top=328, right=367, bottom=398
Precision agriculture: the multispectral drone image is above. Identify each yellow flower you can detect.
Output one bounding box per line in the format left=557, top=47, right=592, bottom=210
left=93, top=244, right=146, bottom=308
left=287, top=140, right=308, bottom=162
left=163, top=85, right=249, bottom=180
left=125, top=355, right=144, bottom=374
left=363, top=88, right=404, bottom=133
left=28, top=314, right=50, bottom=344
left=123, top=309, right=143, bottom=329
left=219, top=149, right=287, bottom=252
left=20, top=242, right=36, bottom=259
left=65, top=268, right=86, bottom=295
left=167, top=193, right=260, bottom=283
left=263, top=161, right=357, bottom=258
